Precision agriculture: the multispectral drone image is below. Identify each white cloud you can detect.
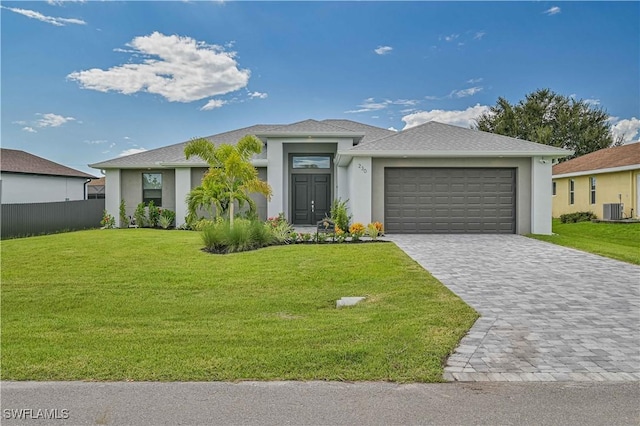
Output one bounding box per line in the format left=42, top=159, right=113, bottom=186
left=374, top=46, right=393, bottom=55
left=119, top=148, right=147, bottom=157
left=444, top=34, right=459, bottom=42
left=474, top=32, right=486, bottom=40
left=584, top=98, right=601, bottom=106
left=200, top=99, right=227, bottom=110
left=611, top=117, right=640, bottom=144
left=544, top=6, right=561, bottom=15
left=401, top=104, right=491, bottom=130
left=22, top=127, right=37, bottom=133
left=467, top=77, right=483, bottom=84
left=345, top=98, right=420, bottom=114
left=84, top=140, right=107, bottom=145
left=249, top=91, right=268, bottom=99
left=46, top=0, right=87, bottom=5
left=67, top=32, right=250, bottom=103
left=1, top=6, right=86, bottom=26
left=388, top=127, right=398, bottom=132
left=36, top=113, right=76, bottom=127
left=450, top=86, right=483, bottom=98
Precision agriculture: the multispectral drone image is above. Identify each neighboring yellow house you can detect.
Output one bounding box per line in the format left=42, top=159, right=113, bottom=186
left=552, top=143, right=640, bottom=219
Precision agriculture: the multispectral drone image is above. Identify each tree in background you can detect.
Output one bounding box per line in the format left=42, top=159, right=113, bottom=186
left=474, top=89, right=616, bottom=160
left=184, top=135, right=272, bottom=227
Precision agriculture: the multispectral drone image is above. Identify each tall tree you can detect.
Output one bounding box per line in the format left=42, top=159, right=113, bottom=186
left=475, top=89, right=614, bottom=160
left=184, top=135, right=272, bottom=227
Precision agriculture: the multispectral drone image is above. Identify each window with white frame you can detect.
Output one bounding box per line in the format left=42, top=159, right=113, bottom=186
left=569, top=179, right=575, bottom=205
left=590, top=177, right=596, bottom=204
left=143, top=173, right=162, bottom=206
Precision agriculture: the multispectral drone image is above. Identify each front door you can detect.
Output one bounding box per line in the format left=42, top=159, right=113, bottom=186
left=292, top=174, right=331, bottom=224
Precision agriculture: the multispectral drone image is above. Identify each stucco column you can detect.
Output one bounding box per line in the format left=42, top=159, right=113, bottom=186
left=348, top=156, right=372, bottom=225
left=531, top=157, right=553, bottom=235
left=267, top=140, right=284, bottom=218
left=105, top=169, right=121, bottom=227
left=174, top=168, right=191, bottom=227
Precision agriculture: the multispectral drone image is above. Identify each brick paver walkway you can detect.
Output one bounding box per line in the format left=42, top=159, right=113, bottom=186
left=388, top=235, right=640, bottom=382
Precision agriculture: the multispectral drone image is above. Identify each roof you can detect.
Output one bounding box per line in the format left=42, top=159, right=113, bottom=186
left=88, top=177, right=105, bottom=186
left=553, top=142, right=640, bottom=176
left=346, top=121, right=572, bottom=157
left=1, top=148, right=96, bottom=179
left=90, top=119, right=571, bottom=170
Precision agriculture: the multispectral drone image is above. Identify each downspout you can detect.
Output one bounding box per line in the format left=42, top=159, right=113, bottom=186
left=84, top=178, right=92, bottom=200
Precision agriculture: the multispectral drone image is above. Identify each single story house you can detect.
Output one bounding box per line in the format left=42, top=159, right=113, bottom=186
left=552, top=142, right=640, bottom=219
left=87, top=177, right=106, bottom=199
left=1, top=148, right=97, bottom=204
left=90, top=119, right=571, bottom=234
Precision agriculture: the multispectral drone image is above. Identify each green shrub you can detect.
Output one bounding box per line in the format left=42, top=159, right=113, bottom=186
left=201, top=219, right=275, bottom=254
left=560, top=211, right=597, bottom=223
left=134, top=203, right=147, bottom=228
left=100, top=210, right=116, bottom=229
left=119, top=199, right=129, bottom=228
left=148, top=201, right=160, bottom=227
left=158, top=209, right=176, bottom=229
left=267, top=213, right=294, bottom=244
left=330, top=198, right=351, bottom=233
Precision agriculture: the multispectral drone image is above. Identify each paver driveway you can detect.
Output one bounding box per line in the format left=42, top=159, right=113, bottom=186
left=388, top=235, right=640, bottom=382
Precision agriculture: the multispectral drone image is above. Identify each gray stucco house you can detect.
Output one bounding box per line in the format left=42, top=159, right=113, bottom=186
left=90, top=119, right=570, bottom=234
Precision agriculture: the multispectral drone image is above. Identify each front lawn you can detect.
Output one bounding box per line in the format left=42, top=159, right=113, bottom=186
left=529, top=219, right=640, bottom=265
left=1, top=229, right=477, bottom=382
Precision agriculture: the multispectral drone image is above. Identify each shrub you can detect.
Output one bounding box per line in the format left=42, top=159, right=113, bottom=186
left=560, top=211, right=597, bottom=223
left=349, top=222, right=366, bottom=241
left=366, top=223, right=380, bottom=240
left=134, top=203, right=147, bottom=228
left=201, top=219, right=275, bottom=254
left=148, top=201, right=161, bottom=227
left=119, top=199, right=129, bottom=228
left=100, top=210, right=116, bottom=229
left=267, top=214, right=295, bottom=244
left=330, top=198, right=351, bottom=234
left=158, top=209, right=176, bottom=229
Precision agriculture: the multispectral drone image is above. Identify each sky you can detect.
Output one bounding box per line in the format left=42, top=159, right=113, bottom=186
left=1, top=1, right=639, bottom=176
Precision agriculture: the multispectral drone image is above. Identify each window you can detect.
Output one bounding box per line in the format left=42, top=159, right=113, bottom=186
left=590, top=177, right=596, bottom=204
left=143, top=173, right=162, bottom=206
left=552, top=181, right=556, bottom=196
left=292, top=156, right=331, bottom=169
left=569, top=179, right=575, bottom=205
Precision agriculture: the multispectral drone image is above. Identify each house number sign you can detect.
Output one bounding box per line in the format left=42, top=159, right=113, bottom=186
left=358, top=163, right=368, bottom=174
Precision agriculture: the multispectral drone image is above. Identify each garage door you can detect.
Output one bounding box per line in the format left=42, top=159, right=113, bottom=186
left=385, top=168, right=516, bottom=234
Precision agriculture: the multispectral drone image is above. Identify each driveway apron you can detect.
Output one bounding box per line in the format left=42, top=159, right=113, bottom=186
left=388, top=235, right=640, bottom=382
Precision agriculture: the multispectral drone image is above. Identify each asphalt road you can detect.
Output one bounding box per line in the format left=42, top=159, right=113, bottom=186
left=1, top=381, right=639, bottom=425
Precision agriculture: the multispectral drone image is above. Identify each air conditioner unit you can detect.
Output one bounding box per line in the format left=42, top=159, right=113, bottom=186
left=603, top=203, right=623, bottom=220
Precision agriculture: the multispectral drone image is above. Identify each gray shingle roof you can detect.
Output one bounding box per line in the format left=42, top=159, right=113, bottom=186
left=1, top=148, right=96, bottom=178
left=347, top=121, right=572, bottom=156
left=256, top=119, right=364, bottom=138
left=321, top=119, right=396, bottom=144
left=90, top=124, right=277, bottom=169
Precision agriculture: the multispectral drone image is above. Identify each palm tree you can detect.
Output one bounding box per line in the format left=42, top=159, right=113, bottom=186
left=184, top=135, right=272, bottom=227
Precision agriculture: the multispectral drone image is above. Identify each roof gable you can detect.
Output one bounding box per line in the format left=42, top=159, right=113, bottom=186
left=321, top=119, right=396, bottom=144
left=256, top=119, right=364, bottom=137
left=553, top=142, right=640, bottom=175
left=1, top=148, right=96, bottom=178
left=347, top=121, right=571, bottom=156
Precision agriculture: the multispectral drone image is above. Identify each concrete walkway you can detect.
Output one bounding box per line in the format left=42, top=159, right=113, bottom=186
left=387, top=235, right=640, bottom=382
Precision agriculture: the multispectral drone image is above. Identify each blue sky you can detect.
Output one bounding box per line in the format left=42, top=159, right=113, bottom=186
left=2, top=1, right=638, bottom=176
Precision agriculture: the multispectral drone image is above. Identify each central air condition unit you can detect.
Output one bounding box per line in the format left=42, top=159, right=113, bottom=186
left=603, top=203, right=623, bottom=220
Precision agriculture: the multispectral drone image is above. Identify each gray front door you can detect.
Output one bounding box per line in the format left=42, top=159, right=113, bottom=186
left=384, top=168, right=516, bottom=234
left=292, top=174, right=331, bottom=224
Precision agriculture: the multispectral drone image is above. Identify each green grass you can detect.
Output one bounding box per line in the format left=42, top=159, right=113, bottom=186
left=529, top=219, right=640, bottom=265
left=1, top=229, right=477, bottom=382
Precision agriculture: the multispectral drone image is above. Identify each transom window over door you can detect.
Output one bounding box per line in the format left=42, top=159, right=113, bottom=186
left=143, top=173, right=162, bottom=206
left=292, top=156, right=331, bottom=169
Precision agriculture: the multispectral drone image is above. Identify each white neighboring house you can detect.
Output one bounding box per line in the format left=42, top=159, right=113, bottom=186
left=90, top=119, right=571, bottom=235
left=0, top=148, right=97, bottom=204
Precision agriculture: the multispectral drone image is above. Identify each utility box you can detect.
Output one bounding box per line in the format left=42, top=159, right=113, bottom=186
left=603, top=203, right=623, bottom=220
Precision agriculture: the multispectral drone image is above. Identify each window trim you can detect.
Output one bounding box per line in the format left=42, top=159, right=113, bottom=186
left=552, top=181, right=556, bottom=196
left=589, top=176, right=596, bottom=205
left=142, top=172, right=163, bottom=207
left=569, top=179, right=575, bottom=205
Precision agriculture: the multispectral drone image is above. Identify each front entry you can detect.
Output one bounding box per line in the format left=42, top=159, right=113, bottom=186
left=292, top=174, right=331, bottom=224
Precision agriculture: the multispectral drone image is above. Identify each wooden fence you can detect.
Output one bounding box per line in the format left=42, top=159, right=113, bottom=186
left=1, top=199, right=105, bottom=239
